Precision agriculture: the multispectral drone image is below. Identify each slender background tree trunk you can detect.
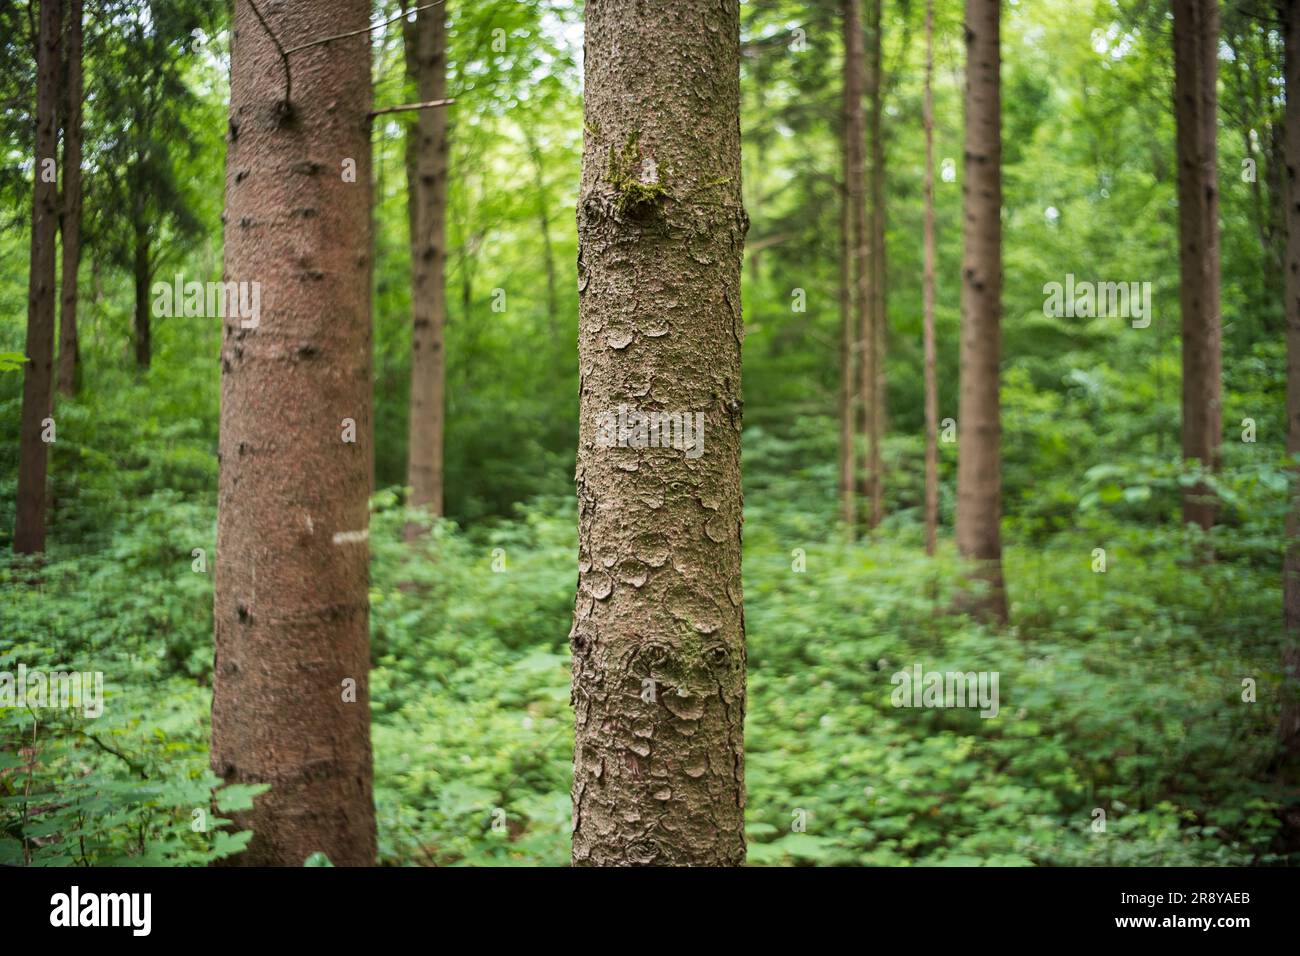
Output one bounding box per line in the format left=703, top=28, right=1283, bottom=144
left=846, top=0, right=874, bottom=528
left=132, top=217, right=150, bottom=370
left=1278, top=0, right=1300, bottom=837
left=404, top=0, right=449, bottom=525
left=922, top=0, right=938, bottom=556
left=955, top=0, right=1007, bottom=623
left=572, top=0, right=748, bottom=866
left=211, top=0, right=377, bottom=867
left=14, top=0, right=61, bottom=555
left=839, top=3, right=860, bottom=532
left=523, top=124, right=559, bottom=338
left=868, top=0, right=887, bottom=529
left=56, top=0, right=82, bottom=397
left=1172, top=0, right=1222, bottom=533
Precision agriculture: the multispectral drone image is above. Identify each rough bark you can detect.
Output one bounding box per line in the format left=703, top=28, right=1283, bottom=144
left=954, top=0, right=1007, bottom=623
left=56, top=0, right=82, bottom=397
left=868, top=0, right=886, bottom=528
left=572, top=0, right=748, bottom=866
left=211, top=0, right=377, bottom=867
left=1278, top=0, right=1300, bottom=820
left=404, top=0, right=448, bottom=525
left=14, top=0, right=61, bottom=555
left=846, top=0, right=874, bottom=528
left=1172, top=0, right=1223, bottom=532
left=923, top=0, right=938, bottom=556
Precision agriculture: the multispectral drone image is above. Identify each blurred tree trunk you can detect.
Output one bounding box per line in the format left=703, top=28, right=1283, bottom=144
left=212, top=0, right=376, bottom=867
left=846, top=0, right=874, bottom=532
left=403, top=0, right=449, bottom=527
left=523, top=124, right=559, bottom=337
left=923, top=0, right=938, bottom=556
left=14, top=0, right=61, bottom=555
left=839, top=1, right=863, bottom=533
left=131, top=215, right=150, bottom=370
left=955, top=0, right=1007, bottom=623
left=868, top=0, right=886, bottom=528
left=56, top=0, right=81, bottom=397
left=572, top=0, right=748, bottom=866
left=1172, top=0, right=1222, bottom=533
left=1278, top=0, right=1300, bottom=841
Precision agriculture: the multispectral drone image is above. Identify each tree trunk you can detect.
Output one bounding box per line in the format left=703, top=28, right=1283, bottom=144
left=839, top=2, right=864, bottom=534
left=404, top=0, right=448, bottom=526
left=524, top=125, right=559, bottom=337
left=922, top=0, right=938, bottom=556
left=211, top=0, right=377, bottom=867
left=839, top=79, right=856, bottom=533
left=1172, top=0, right=1222, bottom=532
left=868, top=0, right=886, bottom=529
left=132, top=219, right=150, bottom=370
left=846, top=0, right=874, bottom=529
left=954, top=0, right=1007, bottom=623
left=14, top=0, right=61, bottom=556
left=56, top=0, right=82, bottom=397
left=1278, top=0, right=1300, bottom=832
left=572, top=0, right=748, bottom=866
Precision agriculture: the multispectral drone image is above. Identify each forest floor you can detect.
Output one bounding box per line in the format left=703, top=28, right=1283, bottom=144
left=1, top=425, right=1289, bottom=865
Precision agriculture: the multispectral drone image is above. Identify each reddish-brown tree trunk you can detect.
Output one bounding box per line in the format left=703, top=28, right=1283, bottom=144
left=211, top=0, right=377, bottom=866
left=839, top=2, right=862, bottom=532
left=14, top=0, right=61, bottom=555
left=846, top=0, right=874, bottom=529
left=922, top=0, right=938, bottom=556
left=404, top=0, right=448, bottom=526
left=1278, top=0, right=1300, bottom=833
left=571, top=0, right=747, bottom=865
left=56, top=0, right=82, bottom=397
left=868, top=0, right=886, bottom=528
left=954, top=0, right=1008, bottom=623
left=1172, top=0, right=1223, bottom=532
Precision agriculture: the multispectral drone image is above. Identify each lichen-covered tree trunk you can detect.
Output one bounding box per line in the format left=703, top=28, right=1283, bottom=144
left=211, top=0, right=376, bottom=866
left=846, top=0, right=874, bottom=531
left=404, top=1, right=449, bottom=524
left=954, top=0, right=1008, bottom=624
left=1172, top=0, right=1222, bottom=533
left=56, top=0, right=82, bottom=398
left=14, top=0, right=61, bottom=555
left=1278, top=0, right=1300, bottom=826
left=922, top=0, right=938, bottom=556
left=572, top=0, right=748, bottom=866
left=868, top=0, right=887, bottom=529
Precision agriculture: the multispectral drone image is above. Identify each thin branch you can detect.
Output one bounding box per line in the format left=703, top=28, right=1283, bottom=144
left=76, top=730, right=149, bottom=780
left=246, top=0, right=291, bottom=111
left=283, top=0, right=445, bottom=56
left=369, top=97, right=454, bottom=118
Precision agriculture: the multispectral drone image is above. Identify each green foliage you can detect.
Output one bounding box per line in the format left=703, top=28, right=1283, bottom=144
left=2, top=424, right=1292, bottom=864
